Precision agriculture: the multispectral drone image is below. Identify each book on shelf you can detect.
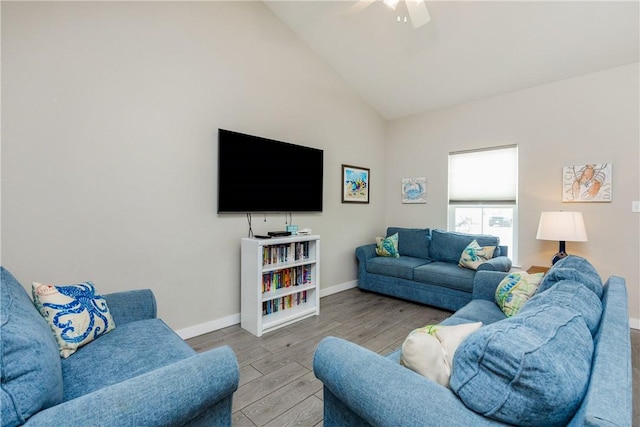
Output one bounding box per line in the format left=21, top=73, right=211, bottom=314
left=262, top=290, right=308, bottom=315
left=261, top=265, right=312, bottom=293
left=262, top=241, right=310, bottom=266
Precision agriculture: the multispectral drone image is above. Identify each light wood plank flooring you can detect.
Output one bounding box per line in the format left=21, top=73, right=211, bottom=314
left=187, top=288, right=640, bottom=427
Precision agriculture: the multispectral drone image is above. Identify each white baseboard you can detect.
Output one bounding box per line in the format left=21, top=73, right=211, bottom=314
left=176, top=281, right=359, bottom=339
left=176, top=313, right=240, bottom=340
left=320, top=280, right=358, bottom=298
left=630, top=318, right=640, bottom=330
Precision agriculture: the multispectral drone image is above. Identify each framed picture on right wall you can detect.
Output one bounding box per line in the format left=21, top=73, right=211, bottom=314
left=562, top=163, right=612, bottom=202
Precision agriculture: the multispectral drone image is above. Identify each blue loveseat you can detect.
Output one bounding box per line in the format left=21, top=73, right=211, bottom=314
left=356, top=227, right=512, bottom=311
left=314, top=256, right=632, bottom=426
left=1, top=266, right=239, bottom=426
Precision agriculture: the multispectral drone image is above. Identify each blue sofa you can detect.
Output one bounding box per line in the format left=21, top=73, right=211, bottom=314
left=1, top=266, right=239, bottom=427
left=356, top=227, right=512, bottom=311
left=314, top=256, right=631, bottom=426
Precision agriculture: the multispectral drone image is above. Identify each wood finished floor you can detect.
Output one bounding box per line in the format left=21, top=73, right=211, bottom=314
left=187, top=288, right=640, bottom=427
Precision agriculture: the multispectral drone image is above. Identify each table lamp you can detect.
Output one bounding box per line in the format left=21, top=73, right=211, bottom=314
left=536, top=211, right=588, bottom=265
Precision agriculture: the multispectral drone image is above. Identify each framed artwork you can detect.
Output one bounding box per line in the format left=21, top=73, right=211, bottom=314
left=402, top=177, right=427, bottom=204
left=562, top=163, right=612, bottom=202
left=342, top=164, right=370, bottom=203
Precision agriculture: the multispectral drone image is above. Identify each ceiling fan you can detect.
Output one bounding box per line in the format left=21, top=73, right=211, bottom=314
left=346, top=0, right=431, bottom=29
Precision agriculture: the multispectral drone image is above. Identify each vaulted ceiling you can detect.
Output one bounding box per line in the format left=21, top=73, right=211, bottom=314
left=265, top=1, right=640, bottom=120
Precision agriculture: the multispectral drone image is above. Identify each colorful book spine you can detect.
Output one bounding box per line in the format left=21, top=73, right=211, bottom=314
left=262, top=290, right=309, bottom=316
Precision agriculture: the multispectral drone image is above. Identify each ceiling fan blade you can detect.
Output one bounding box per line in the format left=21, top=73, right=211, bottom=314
left=341, top=0, right=376, bottom=17
left=406, top=0, right=431, bottom=28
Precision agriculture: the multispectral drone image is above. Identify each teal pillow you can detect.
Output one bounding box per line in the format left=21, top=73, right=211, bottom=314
left=451, top=302, right=593, bottom=426
left=375, top=233, right=400, bottom=258
left=1, top=267, right=63, bottom=426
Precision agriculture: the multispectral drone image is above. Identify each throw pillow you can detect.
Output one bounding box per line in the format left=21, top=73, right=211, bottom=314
left=495, top=271, right=544, bottom=317
left=400, top=322, right=482, bottom=388
left=458, top=240, right=496, bottom=270
left=32, top=281, right=116, bottom=358
left=375, top=233, right=400, bottom=258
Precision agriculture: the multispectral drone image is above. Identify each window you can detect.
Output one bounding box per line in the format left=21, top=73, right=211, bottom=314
left=448, top=146, right=518, bottom=264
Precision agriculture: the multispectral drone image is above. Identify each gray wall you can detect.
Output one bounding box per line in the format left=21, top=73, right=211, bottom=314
left=1, top=1, right=387, bottom=334
left=385, top=63, right=640, bottom=323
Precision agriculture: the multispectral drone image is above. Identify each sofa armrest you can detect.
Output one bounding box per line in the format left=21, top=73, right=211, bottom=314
left=313, top=337, right=500, bottom=426
left=477, top=256, right=512, bottom=272
left=25, top=345, right=239, bottom=427
left=472, top=271, right=509, bottom=301
left=355, top=243, right=377, bottom=263
left=104, top=289, right=157, bottom=325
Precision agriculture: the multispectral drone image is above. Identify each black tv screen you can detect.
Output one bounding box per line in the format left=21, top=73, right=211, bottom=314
left=218, top=129, right=324, bottom=213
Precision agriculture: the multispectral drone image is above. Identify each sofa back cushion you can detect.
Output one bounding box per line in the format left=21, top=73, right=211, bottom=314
left=451, top=308, right=592, bottom=425
left=1, top=267, right=63, bottom=427
left=451, top=286, right=594, bottom=426
left=521, top=279, right=603, bottom=335
left=386, top=227, right=430, bottom=259
left=430, top=230, right=499, bottom=264
left=537, top=255, right=603, bottom=298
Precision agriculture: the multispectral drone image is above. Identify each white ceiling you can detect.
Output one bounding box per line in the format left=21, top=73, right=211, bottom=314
left=265, top=1, right=640, bottom=120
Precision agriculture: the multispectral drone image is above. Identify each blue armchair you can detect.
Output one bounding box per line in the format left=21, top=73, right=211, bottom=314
left=1, top=266, right=239, bottom=426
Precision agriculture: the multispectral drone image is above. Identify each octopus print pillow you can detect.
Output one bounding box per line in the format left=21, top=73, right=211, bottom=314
left=32, top=281, right=116, bottom=358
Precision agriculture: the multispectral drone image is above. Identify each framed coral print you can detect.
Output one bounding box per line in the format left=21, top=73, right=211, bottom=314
left=562, top=163, right=612, bottom=202
left=402, top=177, right=427, bottom=204
left=342, top=164, right=370, bottom=203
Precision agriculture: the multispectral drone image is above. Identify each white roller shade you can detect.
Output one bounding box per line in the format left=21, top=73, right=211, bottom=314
left=449, top=146, right=517, bottom=204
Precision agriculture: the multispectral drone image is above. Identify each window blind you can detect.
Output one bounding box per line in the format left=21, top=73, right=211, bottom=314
left=448, top=145, right=517, bottom=204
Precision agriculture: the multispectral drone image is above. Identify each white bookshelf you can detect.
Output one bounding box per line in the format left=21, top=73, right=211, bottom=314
left=241, top=235, right=320, bottom=337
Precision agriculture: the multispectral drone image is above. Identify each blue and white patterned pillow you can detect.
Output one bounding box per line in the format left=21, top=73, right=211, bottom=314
left=32, top=281, right=116, bottom=358
left=458, top=239, right=496, bottom=270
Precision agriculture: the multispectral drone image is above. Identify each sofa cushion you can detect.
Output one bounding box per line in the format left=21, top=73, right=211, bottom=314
left=451, top=301, right=593, bottom=426
left=386, top=227, right=430, bottom=259
left=32, top=281, right=116, bottom=358
left=537, top=255, right=603, bottom=298
left=61, top=318, right=196, bottom=401
left=443, top=299, right=506, bottom=326
left=430, top=230, right=499, bottom=264
left=366, top=256, right=430, bottom=280
left=400, top=322, right=481, bottom=388
left=1, top=267, right=63, bottom=427
left=495, top=271, right=544, bottom=317
left=375, top=233, right=399, bottom=258
left=521, top=279, right=602, bottom=335
left=413, top=262, right=475, bottom=292
left=458, top=240, right=496, bottom=270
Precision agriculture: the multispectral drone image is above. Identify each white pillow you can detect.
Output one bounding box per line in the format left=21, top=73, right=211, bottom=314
left=400, top=322, right=482, bottom=388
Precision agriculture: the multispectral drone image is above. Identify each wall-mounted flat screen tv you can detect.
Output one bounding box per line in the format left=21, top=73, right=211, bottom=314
left=218, top=129, right=324, bottom=213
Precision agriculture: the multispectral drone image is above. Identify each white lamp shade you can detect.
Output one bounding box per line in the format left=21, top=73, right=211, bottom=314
left=536, top=212, right=588, bottom=242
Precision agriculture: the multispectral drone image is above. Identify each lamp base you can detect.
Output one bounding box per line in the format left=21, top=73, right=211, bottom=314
left=551, top=251, right=568, bottom=265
